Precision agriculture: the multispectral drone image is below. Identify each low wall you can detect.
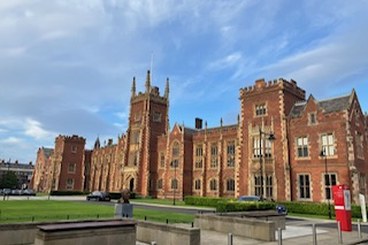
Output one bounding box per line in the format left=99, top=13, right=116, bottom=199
left=137, top=221, right=200, bottom=245
left=221, top=211, right=286, bottom=230
left=34, top=220, right=136, bottom=245
left=0, top=219, right=134, bottom=245
left=194, top=213, right=276, bottom=241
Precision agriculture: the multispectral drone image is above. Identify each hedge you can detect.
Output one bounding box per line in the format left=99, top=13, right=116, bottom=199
left=184, top=196, right=228, bottom=207
left=216, top=200, right=276, bottom=212
left=50, top=191, right=89, bottom=196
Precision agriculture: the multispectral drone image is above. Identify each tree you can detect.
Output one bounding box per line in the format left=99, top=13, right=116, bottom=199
left=0, top=171, right=18, bottom=189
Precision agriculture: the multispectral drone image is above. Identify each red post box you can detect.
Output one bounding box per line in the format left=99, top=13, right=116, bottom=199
left=332, top=184, right=352, bottom=231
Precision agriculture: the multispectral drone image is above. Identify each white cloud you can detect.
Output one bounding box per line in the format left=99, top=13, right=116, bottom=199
left=24, top=118, right=55, bottom=140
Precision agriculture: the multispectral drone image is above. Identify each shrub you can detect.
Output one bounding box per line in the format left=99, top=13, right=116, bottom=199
left=184, top=196, right=226, bottom=207
left=50, top=191, right=89, bottom=196
left=216, top=200, right=276, bottom=212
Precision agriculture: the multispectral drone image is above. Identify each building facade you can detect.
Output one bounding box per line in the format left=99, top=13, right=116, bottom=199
left=0, top=160, right=34, bottom=189
left=33, top=71, right=368, bottom=203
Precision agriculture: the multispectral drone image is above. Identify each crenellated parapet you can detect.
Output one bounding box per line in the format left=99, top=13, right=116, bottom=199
left=56, top=134, right=86, bottom=144
left=239, top=78, right=305, bottom=99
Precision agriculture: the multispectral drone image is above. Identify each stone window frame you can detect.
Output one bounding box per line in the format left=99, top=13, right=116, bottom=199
left=66, top=178, right=74, bottom=190
left=157, top=178, right=163, bottom=190
left=194, top=143, right=203, bottom=169
left=71, top=145, right=77, bottom=153
left=209, top=178, right=218, bottom=191
left=226, top=178, right=235, bottom=192
left=171, top=178, right=178, bottom=190
left=152, top=111, right=162, bottom=122
left=356, top=131, right=365, bottom=160
left=68, top=163, right=76, bottom=174
left=296, top=136, right=309, bottom=159
left=194, top=179, right=201, bottom=191
left=297, top=173, right=312, bottom=201
left=226, top=140, right=236, bottom=168
left=308, top=112, right=317, bottom=126
left=323, top=173, right=337, bottom=200
left=254, top=102, right=268, bottom=117
left=159, top=152, right=165, bottom=169
left=320, top=133, right=336, bottom=157
left=210, top=143, right=218, bottom=168
left=252, top=137, right=272, bottom=159
left=171, top=141, right=180, bottom=169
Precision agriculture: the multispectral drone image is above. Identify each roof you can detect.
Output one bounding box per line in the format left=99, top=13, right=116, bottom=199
left=290, top=93, right=351, bottom=118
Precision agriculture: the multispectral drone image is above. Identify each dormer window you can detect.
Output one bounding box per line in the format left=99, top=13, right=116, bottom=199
left=255, top=103, right=267, bottom=116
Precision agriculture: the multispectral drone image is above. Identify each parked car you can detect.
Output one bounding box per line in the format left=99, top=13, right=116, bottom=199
left=86, top=191, right=111, bottom=201
left=11, top=189, right=22, bottom=195
left=2, top=188, right=11, bottom=195
left=238, top=195, right=261, bottom=202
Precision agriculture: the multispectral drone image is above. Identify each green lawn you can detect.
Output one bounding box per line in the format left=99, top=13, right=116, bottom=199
left=0, top=200, right=194, bottom=224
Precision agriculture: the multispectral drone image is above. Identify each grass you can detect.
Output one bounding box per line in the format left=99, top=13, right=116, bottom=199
left=0, top=200, right=194, bottom=224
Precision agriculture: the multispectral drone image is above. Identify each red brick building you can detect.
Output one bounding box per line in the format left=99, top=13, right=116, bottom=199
left=33, top=71, right=368, bottom=203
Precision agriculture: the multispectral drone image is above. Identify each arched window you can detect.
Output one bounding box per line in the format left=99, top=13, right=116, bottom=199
left=171, top=179, right=178, bottom=189
left=172, top=142, right=180, bottom=157
left=194, top=179, right=201, bottom=190
left=157, top=179, right=163, bottom=189
left=226, top=179, right=235, bottom=192
left=210, top=179, right=217, bottom=191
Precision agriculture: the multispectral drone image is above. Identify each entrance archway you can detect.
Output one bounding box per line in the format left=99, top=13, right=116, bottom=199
left=129, top=178, right=135, bottom=192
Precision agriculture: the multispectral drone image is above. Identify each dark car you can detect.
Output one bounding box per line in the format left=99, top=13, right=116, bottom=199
left=86, top=191, right=111, bottom=201
left=238, top=195, right=261, bottom=202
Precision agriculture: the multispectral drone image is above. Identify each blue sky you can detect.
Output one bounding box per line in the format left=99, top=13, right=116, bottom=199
left=0, top=0, right=367, bottom=163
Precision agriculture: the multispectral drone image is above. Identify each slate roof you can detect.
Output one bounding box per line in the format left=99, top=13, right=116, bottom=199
left=290, top=93, right=352, bottom=118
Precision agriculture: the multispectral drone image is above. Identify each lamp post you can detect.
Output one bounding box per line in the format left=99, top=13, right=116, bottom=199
left=259, top=128, right=275, bottom=201
left=320, top=149, right=332, bottom=219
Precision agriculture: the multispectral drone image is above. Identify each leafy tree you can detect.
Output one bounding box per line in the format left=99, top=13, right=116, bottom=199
left=0, top=171, right=18, bottom=189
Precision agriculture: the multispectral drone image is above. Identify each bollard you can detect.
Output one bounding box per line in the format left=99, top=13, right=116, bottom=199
left=228, top=233, right=233, bottom=245
left=191, top=222, right=194, bottom=228
left=166, top=219, right=168, bottom=224
left=312, top=224, right=317, bottom=245
left=358, top=219, right=362, bottom=239
left=145, top=216, right=147, bottom=221
left=337, top=221, right=343, bottom=244
left=278, top=228, right=283, bottom=245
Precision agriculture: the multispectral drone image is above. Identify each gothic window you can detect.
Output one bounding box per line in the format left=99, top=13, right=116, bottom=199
left=159, top=152, right=165, bottom=168
left=71, top=145, right=77, bottom=153
left=309, top=112, right=317, bottom=125
left=324, top=174, right=337, bottom=200
left=266, top=176, right=273, bottom=198
left=255, top=103, right=267, bottom=116
left=170, top=159, right=179, bottom=168
left=297, top=137, right=309, bottom=158
left=157, top=179, right=163, bottom=190
left=321, top=133, right=335, bottom=156
left=226, top=179, right=235, bottom=192
left=131, top=131, right=140, bottom=144
left=66, top=178, right=74, bottom=190
left=227, top=141, right=235, bottom=167
left=210, top=143, right=218, bottom=168
left=209, top=179, right=217, bottom=191
left=153, top=111, right=162, bottom=122
left=171, top=179, right=178, bottom=190
left=253, top=138, right=272, bottom=158
left=195, top=144, right=203, bottom=168
left=356, top=131, right=364, bottom=159
left=68, top=163, right=76, bottom=173
left=194, top=179, right=201, bottom=190
left=254, top=176, right=262, bottom=196
left=172, top=142, right=180, bottom=157
left=298, top=174, right=311, bottom=199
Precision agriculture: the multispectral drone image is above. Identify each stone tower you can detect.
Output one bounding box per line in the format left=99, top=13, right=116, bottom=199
left=122, top=70, right=169, bottom=196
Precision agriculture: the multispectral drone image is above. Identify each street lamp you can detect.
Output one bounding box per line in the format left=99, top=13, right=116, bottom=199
left=320, top=149, right=332, bottom=219
left=259, top=128, right=276, bottom=201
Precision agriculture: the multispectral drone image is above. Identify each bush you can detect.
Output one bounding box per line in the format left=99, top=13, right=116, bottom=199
left=184, top=196, right=226, bottom=207
left=216, top=200, right=276, bottom=212
left=50, top=190, right=89, bottom=196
